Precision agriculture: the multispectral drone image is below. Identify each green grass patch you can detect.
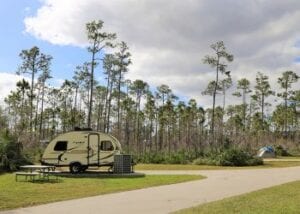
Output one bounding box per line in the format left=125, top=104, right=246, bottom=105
left=0, top=173, right=203, bottom=211
left=268, top=156, right=300, bottom=160
left=136, top=160, right=300, bottom=170
left=136, top=164, right=228, bottom=170
left=175, top=180, right=300, bottom=214
left=263, top=161, right=300, bottom=167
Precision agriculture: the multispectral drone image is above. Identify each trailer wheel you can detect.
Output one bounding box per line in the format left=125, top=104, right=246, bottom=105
left=69, top=162, right=82, bottom=174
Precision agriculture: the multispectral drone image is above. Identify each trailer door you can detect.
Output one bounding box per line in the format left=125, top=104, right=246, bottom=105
left=100, top=140, right=115, bottom=165
left=87, top=133, right=100, bottom=165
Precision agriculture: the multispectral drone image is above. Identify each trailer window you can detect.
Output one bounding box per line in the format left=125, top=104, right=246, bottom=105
left=100, top=141, right=114, bottom=151
left=54, top=141, right=68, bottom=151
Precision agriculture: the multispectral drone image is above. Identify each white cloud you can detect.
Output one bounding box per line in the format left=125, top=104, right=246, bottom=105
left=24, top=0, right=300, bottom=108
left=0, top=73, right=29, bottom=105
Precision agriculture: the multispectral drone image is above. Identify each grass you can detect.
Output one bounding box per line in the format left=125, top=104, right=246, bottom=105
left=135, top=160, right=300, bottom=171
left=136, top=164, right=227, bottom=170
left=275, top=156, right=300, bottom=159
left=263, top=161, right=300, bottom=167
left=175, top=180, right=300, bottom=214
left=0, top=173, right=204, bottom=211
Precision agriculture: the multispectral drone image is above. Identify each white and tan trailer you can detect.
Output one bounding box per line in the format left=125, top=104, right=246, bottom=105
left=41, top=130, right=122, bottom=173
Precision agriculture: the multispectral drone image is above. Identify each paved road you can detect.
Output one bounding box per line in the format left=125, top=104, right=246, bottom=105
left=2, top=167, right=300, bottom=214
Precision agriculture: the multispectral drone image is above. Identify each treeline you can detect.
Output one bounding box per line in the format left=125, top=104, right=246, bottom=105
left=1, top=20, right=299, bottom=159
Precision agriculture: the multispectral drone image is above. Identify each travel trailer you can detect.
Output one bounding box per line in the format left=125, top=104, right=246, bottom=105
left=41, top=129, right=122, bottom=173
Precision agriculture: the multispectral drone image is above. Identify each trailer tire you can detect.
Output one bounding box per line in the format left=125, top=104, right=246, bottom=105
left=70, top=162, right=82, bottom=174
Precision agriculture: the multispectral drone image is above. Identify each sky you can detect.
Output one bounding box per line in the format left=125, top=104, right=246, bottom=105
left=0, top=0, right=300, bottom=111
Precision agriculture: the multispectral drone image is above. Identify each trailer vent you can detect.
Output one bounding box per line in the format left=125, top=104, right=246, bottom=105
left=113, top=155, right=132, bottom=174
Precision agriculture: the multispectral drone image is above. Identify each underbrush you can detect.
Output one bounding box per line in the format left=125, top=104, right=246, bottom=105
left=275, top=145, right=290, bottom=156
left=136, top=150, right=197, bottom=164
left=0, top=132, right=31, bottom=172
left=136, top=147, right=263, bottom=167
left=193, top=148, right=263, bottom=166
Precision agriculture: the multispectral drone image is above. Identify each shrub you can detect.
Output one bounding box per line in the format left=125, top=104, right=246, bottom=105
left=275, top=145, right=290, bottom=156
left=0, top=133, right=31, bottom=172
left=193, top=148, right=263, bottom=166
left=136, top=150, right=197, bottom=164
left=193, top=157, right=217, bottom=165
left=136, top=152, right=165, bottom=164
left=164, top=151, right=190, bottom=164
left=216, top=148, right=263, bottom=166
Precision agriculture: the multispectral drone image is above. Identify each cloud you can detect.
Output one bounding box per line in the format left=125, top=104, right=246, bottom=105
left=0, top=73, right=64, bottom=110
left=24, top=0, right=300, bottom=108
left=0, top=73, right=29, bottom=104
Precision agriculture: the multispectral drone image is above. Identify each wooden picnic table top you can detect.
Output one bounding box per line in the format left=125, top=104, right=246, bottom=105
left=21, top=165, right=53, bottom=168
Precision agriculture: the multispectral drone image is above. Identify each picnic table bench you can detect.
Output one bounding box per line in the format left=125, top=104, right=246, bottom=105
left=15, top=165, right=57, bottom=182
left=15, top=171, right=40, bottom=182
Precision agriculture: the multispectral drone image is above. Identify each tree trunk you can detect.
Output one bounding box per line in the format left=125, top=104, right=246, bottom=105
left=88, top=44, right=96, bottom=128
left=72, top=87, right=78, bottom=128
left=284, top=84, right=288, bottom=134
left=29, top=62, right=36, bottom=139
left=211, top=55, right=220, bottom=144
left=117, top=70, right=122, bottom=136
left=39, top=82, right=45, bottom=139
left=261, top=94, right=264, bottom=130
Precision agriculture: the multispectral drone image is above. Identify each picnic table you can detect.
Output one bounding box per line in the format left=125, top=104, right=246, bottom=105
left=16, top=165, right=56, bottom=182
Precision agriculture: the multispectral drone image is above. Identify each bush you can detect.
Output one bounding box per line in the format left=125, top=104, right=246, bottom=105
left=217, top=148, right=263, bottom=166
left=164, top=151, right=190, bottom=164
left=135, top=152, right=165, bottom=164
left=193, top=148, right=263, bottom=167
left=23, top=147, right=44, bottom=163
left=136, top=150, right=197, bottom=164
left=275, top=145, right=290, bottom=156
left=0, top=133, right=31, bottom=172
left=193, top=157, right=217, bottom=165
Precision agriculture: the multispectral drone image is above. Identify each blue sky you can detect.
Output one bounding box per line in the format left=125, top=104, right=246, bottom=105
left=0, top=0, right=38, bottom=72
left=0, top=0, right=91, bottom=86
